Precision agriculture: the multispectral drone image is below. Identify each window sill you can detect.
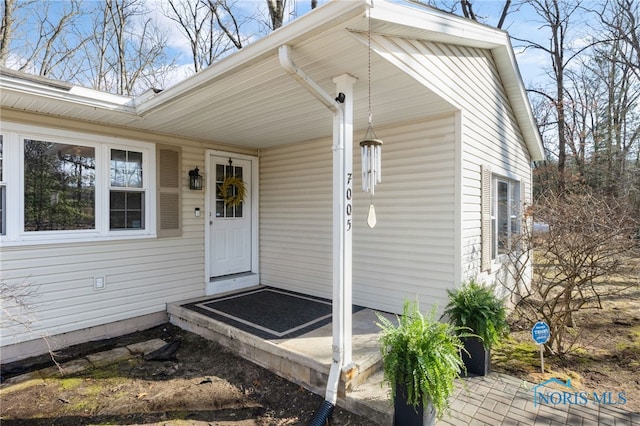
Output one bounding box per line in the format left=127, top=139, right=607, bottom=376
left=0, top=233, right=158, bottom=248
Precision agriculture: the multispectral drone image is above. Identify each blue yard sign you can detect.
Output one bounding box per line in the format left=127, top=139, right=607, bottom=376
left=531, top=321, right=550, bottom=373
left=532, top=321, right=550, bottom=344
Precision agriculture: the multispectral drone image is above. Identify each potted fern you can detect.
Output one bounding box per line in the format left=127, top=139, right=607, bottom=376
left=443, top=279, right=509, bottom=376
left=376, top=299, right=465, bottom=426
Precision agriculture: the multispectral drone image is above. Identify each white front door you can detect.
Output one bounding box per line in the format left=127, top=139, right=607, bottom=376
left=209, top=155, right=252, bottom=279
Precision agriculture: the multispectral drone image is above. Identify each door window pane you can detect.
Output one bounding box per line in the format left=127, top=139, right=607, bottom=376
left=24, top=140, right=96, bottom=231
left=231, top=166, right=244, bottom=218
left=215, top=163, right=244, bottom=218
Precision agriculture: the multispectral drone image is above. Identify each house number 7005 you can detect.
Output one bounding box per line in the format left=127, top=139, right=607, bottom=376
left=346, top=173, right=353, bottom=231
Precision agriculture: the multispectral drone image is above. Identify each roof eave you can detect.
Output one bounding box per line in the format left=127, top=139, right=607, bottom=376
left=492, top=40, right=545, bottom=161
left=135, top=0, right=370, bottom=115
left=369, top=0, right=505, bottom=49
left=0, top=69, right=136, bottom=114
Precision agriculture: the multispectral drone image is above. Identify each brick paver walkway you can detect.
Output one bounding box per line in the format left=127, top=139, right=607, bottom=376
left=437, top=373, right=639, bottom=425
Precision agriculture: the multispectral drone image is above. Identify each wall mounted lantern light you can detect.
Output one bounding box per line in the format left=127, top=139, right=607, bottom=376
left=189, top=166, right=203, bottom=190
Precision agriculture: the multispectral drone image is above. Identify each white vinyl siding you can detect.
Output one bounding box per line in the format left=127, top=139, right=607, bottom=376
left=369, top=35, right=533, bottom=285
left=259, top=139, right=333, bottom=296
left=353, top=117, right=456, bottom=313
left=0, top=227, right=205, bottom=347
left=372, top=36, right=532, bottom=281
left=260, top=116, right=456, bottom=313
left=0, top=240, right=202, bottom=338
left=0, top=116, right=249, bottom=348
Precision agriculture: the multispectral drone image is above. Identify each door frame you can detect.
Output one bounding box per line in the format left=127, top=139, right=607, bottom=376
left=204, top=150, right=259, bottom=295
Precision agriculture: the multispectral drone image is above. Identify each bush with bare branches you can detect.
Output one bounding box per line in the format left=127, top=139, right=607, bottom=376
left=0, top=278, right=39, bottom=334
left=499, top=188, right=639, bottom=356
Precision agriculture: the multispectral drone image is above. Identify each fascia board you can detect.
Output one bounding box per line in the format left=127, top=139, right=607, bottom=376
left=368, top=1, right=506, bottom=49
left=135, top=0, right=369, bottom=116
left=0, top=75, right=136, bottom=113
left=491, top=41, right=545, bottom=161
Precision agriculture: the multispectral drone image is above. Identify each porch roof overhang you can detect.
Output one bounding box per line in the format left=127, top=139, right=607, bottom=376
left=0, top=0, right=544, bottom=161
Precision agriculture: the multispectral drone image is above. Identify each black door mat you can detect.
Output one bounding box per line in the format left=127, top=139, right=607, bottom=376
left=183, top=287, right=364, bottom=340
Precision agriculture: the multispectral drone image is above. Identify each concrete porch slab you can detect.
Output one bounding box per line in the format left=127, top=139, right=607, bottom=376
left=167, top=295, right=393, bottom=406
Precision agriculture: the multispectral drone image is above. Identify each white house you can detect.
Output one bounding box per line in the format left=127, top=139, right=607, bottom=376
left=0, top=0, right=543, bottom=362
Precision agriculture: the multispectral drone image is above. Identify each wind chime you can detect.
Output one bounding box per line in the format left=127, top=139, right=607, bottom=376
left=360, top=11, right=382, bottom=229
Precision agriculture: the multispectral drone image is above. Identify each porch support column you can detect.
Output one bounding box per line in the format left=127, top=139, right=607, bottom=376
left=332, top=74, right=357, bottom=372
left=278, top=45, right=358, bottom=406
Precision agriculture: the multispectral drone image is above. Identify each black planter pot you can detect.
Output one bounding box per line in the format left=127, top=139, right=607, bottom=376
left=461, top=336, right=490, bottom=376
left=394, top=383, right=435, bottom=426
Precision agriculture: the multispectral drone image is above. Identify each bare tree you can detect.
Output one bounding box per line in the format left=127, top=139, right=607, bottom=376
left=587, top=49, right=639, bottom=199
left=85, top=0, right=173, bottom=95
left=207, top=0, right=245, bottom=49
left=516, top=1, right=598, bottom=193
left=0, top=0, right=19, bottom=66
left=526, top=0, right=639, bottom=215
left=163, top=0, right=231, bottom=73
left=0, top=0, right=88, bottom=80
left=405, top=0, right=513, bottom=29
left=595, top=0, right=640, bottom=79
left=549, top=0, right=640, bottom=215
left=0, top=278, right=39, bottom=335
left=90, top=0, right=114, bottom=92
left=108, top=0, right=165, bottom=94
left=1, top=277, right=65, bottom=370
left=460, top=0, right=477, bottom=20
left=266, top=0, right=285, bottom=30
left=562, top=67, right=594, bottom=171
left=593, top=0, right=640, bottom=193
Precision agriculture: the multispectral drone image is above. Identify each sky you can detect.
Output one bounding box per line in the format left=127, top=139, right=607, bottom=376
left=11, top=0, right=601, bottom=92
left=151, top=0, right=599, bottom=89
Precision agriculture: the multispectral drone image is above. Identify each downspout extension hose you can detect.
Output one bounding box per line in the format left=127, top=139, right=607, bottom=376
left=308, top=400, right=334, bottom=426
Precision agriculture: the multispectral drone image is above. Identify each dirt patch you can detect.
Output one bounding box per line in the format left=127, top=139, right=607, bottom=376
left=1, top=325, right=372, bottom=425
